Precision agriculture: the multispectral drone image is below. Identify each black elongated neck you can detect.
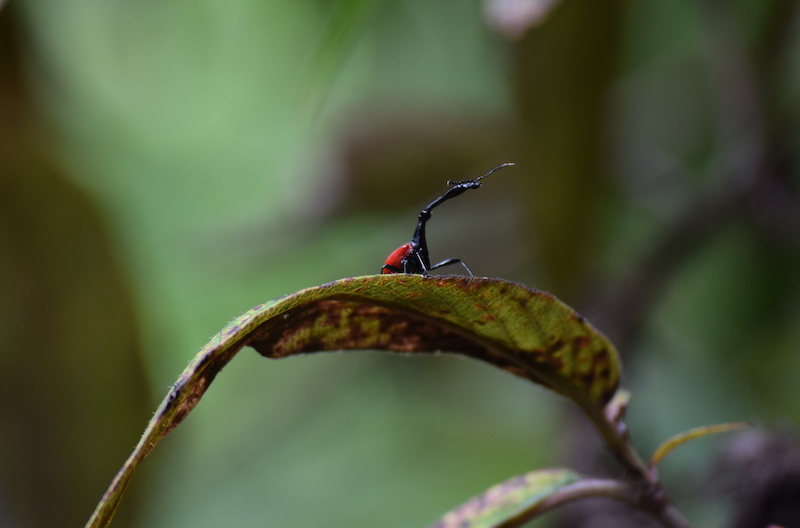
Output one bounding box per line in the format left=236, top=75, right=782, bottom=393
left=422, top=180, right=480, bottom=212
left=410, top=209, right=432, bottom=266
left=410, top=180, right=482, bottom=265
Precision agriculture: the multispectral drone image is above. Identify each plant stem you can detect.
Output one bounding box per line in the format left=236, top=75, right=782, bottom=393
left=654, top=504, right=693, bottom=528
left=582, top=402, right=694, bottom=528
left=588, top=402, right=651, bottom=481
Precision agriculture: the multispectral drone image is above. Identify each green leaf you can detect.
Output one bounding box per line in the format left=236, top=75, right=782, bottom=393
left=432, top=469, right=581, bottom=528
left=649, top=422, right=751, bottom=468
left=433, top=469, right=650, bottom=528
left=86, top=275, right=620, bottom=528
left=430, top=469, right=646, bottom=528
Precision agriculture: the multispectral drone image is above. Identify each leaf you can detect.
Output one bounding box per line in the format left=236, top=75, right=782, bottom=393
left=430, top=469, right=642, bottom=528
left=431, top=469, right=581, bottom=528
left=86, top=275, right=620, bottom=528
left=650, top=422, right=751, bottom=468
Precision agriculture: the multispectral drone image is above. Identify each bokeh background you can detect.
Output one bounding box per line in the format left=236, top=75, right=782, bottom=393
left=1, top=1, right=799, bottom=527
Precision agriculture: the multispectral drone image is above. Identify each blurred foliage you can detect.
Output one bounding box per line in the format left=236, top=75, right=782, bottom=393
left=0, top=9, right=150, bottom=528
left=1, top=0, right=798, bottom=527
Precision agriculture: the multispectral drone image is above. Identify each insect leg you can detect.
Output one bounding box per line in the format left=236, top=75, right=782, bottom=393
left=429, top=258, right=473, bottom=277
left=406, top=250, right=429, bottom=274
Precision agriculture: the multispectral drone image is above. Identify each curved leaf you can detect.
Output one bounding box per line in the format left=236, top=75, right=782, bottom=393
left=433, top=469, right=581, bottom=528
left=86, top=275, right=620, bottom=528
left=245, top=275, right=619, bottom=402
left=430, top=469, right=641, bottom=528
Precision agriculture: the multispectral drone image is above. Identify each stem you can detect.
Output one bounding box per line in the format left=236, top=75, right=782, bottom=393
left=654, top=504, right=693, bottom=528
left=586, top=402, right=650, bottom=481
left=581, top=401, right=693, bottom=528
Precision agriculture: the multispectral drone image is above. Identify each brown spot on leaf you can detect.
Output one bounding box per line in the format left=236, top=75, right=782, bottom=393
left=248, top=300, right=485, bottom=359
left=547, top=339, right=565, bottom=354
left=572, top=335, right=590, bottom=350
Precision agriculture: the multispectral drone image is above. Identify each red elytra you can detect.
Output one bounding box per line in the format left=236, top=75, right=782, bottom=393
left=382, top=243, right=414, bottom=274
left=380, top=163, right=514, bottom=276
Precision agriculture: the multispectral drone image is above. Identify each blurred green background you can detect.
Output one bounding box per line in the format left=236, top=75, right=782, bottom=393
left=1, top=1, right=798, bottom=527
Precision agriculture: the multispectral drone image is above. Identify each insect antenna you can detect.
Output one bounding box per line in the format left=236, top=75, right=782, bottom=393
left=446, top=162, right=515, bottom=186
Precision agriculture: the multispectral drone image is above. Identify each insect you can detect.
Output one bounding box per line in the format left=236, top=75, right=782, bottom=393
left=381, top=162, right=515, bottom=276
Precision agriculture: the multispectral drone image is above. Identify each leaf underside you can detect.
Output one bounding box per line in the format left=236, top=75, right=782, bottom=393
left=86, top=275, right=620, bottom=528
